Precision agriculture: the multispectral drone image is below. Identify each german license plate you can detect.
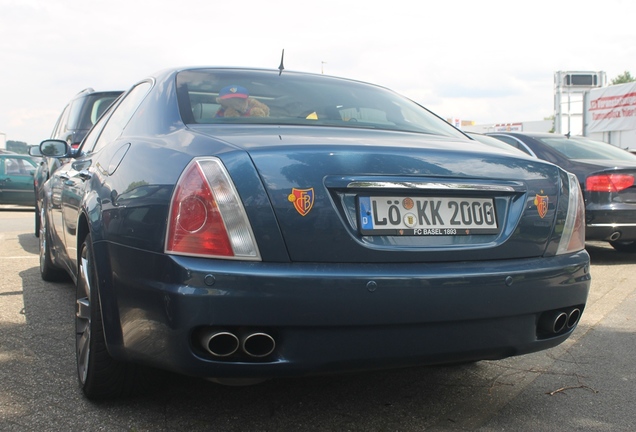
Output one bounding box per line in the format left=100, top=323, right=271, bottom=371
left=358, top=196, right=498, bottom=236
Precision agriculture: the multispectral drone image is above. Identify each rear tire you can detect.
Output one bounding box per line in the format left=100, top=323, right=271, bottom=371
left=609, top=240, right=636, bottom=253
left=34, top=199, right=40, bottom=237
left=76, top=234, right=146, bottom=400
left=39, top=209, right=67, bottom=282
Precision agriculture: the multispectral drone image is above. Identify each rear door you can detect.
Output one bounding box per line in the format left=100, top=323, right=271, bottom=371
left=0, top=156, right=36, bottom=205
left=58, top=81, right=153, bottom=273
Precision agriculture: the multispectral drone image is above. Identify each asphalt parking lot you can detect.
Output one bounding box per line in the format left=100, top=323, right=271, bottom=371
left=1, top=207, right=635, bottom=431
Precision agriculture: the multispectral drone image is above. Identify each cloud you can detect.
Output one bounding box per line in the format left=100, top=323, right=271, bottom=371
left=1, top=0, right=636, bottom=144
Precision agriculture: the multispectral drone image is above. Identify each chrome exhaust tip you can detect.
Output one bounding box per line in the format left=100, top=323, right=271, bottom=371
left=539, top=311, right=568, bottom=334
left=200, top=331, right=240, bottom=357
left=567, top=308, right=581, bottom=328
left=608, top=231, right=621, bottom=241
left=242, top=332, right=276, bottom=358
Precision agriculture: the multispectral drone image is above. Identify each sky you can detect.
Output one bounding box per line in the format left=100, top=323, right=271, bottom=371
left=1, top=0, right=635, bottom=145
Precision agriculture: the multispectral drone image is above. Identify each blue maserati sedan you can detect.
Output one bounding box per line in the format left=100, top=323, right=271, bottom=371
left=36, top=67, right=590, bottom=399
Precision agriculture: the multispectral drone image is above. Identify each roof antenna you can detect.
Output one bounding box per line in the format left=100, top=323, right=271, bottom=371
left=278, top=49, right=285, bottom=76
left=565, top=131, right=571, bottom=138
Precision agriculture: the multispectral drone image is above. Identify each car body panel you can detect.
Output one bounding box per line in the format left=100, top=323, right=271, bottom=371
left=31, top=89, right=123, bottom=236
left=0, top=154, right=37, bottom=205
left=184, top=126, right=562, bottom=262
left=98, top=242, right=589, bottom=377
left=464, top=131, right=529, bottom=156
left=38, top=67, right=590, bottom=383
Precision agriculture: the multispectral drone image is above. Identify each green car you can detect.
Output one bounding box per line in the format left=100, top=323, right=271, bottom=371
left=0, top=153, right=38, bottom=206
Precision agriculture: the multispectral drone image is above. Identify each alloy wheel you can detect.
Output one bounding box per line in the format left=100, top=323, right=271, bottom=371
left=76, top=242, right=92, bottom=385
left=38, top=209, right=47, bottom=274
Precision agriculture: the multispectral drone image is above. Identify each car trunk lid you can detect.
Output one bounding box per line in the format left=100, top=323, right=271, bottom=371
left=203, top=127, right=563, bottom=263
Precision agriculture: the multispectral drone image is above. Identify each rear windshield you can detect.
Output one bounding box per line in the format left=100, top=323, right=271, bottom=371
left=538, top=136, right=636, bottom=161
left=176, top=69, right=466, bottom=138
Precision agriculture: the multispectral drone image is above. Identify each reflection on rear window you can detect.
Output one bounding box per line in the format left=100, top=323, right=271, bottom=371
left=176, top=69, right=467, bottom=139
left=540, top=136, right=636, bottom=160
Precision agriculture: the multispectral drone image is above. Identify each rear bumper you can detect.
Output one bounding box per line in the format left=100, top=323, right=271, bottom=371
left=586, top=208, right=636, bottom=241
left=96, top=242, right=590, bottom=379
left=586, top=223, right=636, bottom=242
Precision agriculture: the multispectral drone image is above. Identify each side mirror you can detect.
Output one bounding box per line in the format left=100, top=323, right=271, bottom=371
left=28, top=146, right=43, bottom=157
left=39, top=139, right=70, bottom=158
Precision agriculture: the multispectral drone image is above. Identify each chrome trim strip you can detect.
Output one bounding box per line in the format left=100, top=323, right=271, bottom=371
left=588, top=223, right=636, bottom=227
left=346, top=181, right=517, bottom=192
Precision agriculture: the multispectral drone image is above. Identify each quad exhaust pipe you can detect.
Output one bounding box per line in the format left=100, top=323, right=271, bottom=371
left=200, top=331, right=240, bottom=357
left=566, top=308, right=581, bottom=329
left=241, top=332, right=276, bottom=358
left=538, top=308, right=582, bottom=335
left=540, top=311, right=568, bottom=334
left=200, top=330, right=276, bottom=358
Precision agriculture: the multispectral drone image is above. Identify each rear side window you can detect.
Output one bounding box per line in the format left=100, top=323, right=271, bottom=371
left=3, top=157, right=36, bottom=176
left=69, top=94, right=122, bottom=130
left=90, top=96, right=119, bottom=124
left=51, top=104, right=71, bottom=138
left=66, top=99, right=84, bottom=130
left=87, top=82, right=153, bottom=154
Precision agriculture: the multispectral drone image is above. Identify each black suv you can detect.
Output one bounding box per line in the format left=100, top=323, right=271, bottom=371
left=50, top=88, right=123, bottom=148
left=32, top=88, right=123, bottom=236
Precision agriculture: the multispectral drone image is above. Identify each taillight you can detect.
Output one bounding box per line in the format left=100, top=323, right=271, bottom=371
left=586, top=173, right=634, bottom=192
left=165, top=158, right=260, bottom=260
left=556, top=172, right=586, bottom=255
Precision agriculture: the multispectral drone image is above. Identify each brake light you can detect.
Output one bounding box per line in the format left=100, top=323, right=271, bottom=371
left=586, top=174, right=634, bottom=192
left=556, top=172, right=586, bottom=255
left=165, top=158, right=260, bottom=260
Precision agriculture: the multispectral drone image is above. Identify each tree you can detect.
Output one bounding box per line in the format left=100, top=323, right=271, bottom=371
left=6, top=140, right=28, bottom=154
left=610, top=71, right=635, bottom=85
left=544, top=115, right=555, bottom=133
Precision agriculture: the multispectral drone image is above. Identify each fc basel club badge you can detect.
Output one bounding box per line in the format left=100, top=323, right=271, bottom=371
left=288, top=188, right=315, bottom=216
left=534, top=193, right=549, bottom=219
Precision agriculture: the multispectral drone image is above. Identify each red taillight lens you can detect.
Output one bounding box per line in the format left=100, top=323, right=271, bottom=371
left=166, top=162, right=233, bottom=256
left=165, top=158, right=260, bottom=260
left=586, top=174, right=634, bottom=192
